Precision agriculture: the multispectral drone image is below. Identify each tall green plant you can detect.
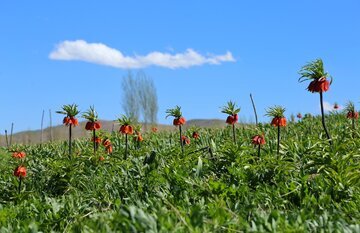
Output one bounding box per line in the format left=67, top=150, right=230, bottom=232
left=299, top=58, right=333, bottom=145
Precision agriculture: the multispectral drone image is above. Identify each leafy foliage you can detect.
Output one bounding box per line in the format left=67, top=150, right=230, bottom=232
left=56, top=104, right=80, bottom=117
left=82, top=106, right=99, bottom=122
left=221, top=101, right=240, bottom=115
left=298, top=58, right=332, bottom=83
left=0, top=113, right=360, bottom=232
left=265, top=105, right=286, bottom=118
left=166, top=106, right=183, bottom=118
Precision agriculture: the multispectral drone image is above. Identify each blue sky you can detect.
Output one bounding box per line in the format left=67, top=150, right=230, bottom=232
left=1, top=1, right=359, bottom=133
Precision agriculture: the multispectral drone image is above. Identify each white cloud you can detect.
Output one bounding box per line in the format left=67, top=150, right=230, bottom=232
left=49, top=40, right=235, bottom=69
left=323, top=101, right=343, bottom=112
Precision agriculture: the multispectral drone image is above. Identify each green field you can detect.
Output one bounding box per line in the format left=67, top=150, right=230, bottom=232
left=1, top=113, right=359, bottom=232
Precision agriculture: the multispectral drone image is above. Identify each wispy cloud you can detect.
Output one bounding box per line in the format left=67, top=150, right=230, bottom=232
left=49, top=40, right=235, bottom=69
left=323, top=101, right=343, bottom=112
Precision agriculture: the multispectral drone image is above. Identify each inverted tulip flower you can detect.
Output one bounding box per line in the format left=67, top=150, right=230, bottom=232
left=251, top=134, right=265, bottom=157
left=133, top=125, right=144, bottom=149
left=56, top=104, right=80, bottom=156
left=192, top=131, right=200, bottom=140
left=102, top=138, right=113, bottom=155
left=12, top=151, right=26, bottom=159
left=83, top=106, right=102, bottom=154
left=221, top=101, right=240, bottom=143
left=14, top=165, right=27, bottom=194
left=166, top=106, right=186, bottom=155
left=181, top=135, right=190, bottom=145
left=334, top=103, right=339, bottom=110
left=117, top=115, right=134, bottom=159
left=345, top=101, right=358, bottom=130
left=299, top=59, right=333, bottom=145
left=266, top=105, right=286, bottom=155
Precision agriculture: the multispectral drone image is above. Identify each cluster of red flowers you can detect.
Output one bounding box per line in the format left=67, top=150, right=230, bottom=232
left=251, top=135, right=266, bottom=145
left=307, top=77, right=330, bottom=93
left=14, top=165, right=27, bottom=178
left=120, top=125, right=134, bottom=135
left=181, top=135, right=190, bottom=145
left=12, top=151, right=26, bottom=159
left=92, top=136, right=102, bottom=145
left=347, top=111, right=359, bottom=119
left=173, top=117, right=186, bottom=126
left=271, top=117, right=287, bottom=127
left=192, top=132, right=199, bottom=139
left=102, top=139, right=113, bottom=154
left=226, top=114, right=238, bottom=125
left=85, top=121, right=101, bottom=131
left=134, top=132, right=144, bottom=142
left=63, top=117, right=79, bottom=126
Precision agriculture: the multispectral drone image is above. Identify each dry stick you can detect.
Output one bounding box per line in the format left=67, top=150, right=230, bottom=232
left=49, top=109, right=53, bottom=142
left=319, top=92, right=332, bottom=145
left=111, top=123, right=115, bottom=133
left=250, top=93, right=258, bottom=125
left=40, top=110, right=45, bottom=145
left=5, top=130, right=9, bottom=148
left=179, top=125, right=184, bottom=155
left=10, top=123, right=14, bottom=146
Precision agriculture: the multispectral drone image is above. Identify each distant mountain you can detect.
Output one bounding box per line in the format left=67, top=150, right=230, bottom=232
left=0, top=119, right=227, bottom=146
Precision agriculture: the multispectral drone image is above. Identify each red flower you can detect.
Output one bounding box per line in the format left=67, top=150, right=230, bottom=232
left=181, top=135, right=190, bottom=145
left=347, top=111, right=359, bottom=119
left=12, top=151, right=26, bottom=159
left=173, top=117, right=186, bottom=126
left=271, top=117, right=287, bottom=127
left=14, top=166, right=27, bottom=177
left=192, top=132, right=199, bottom=139
left=134, top=132, right=143, bottom=142
left=106, top=145, right=113, bottom=154
left=63, top=117, right=79, bottom=126
left=102, top=138, right=111, bottom=147
left=226, top=114, right=238, bottom=125
left=251, top=135, right=266, bottom=145
left=297, top=113, right=302, bottom=119
left=151, top=127, right=158, bottom=133
left=85, top=121, right=101, bottom=131
left=99, top=156, right=105, bottom=161
left=92, top=136, right=102, bottom=144
left=119, top=125, right=134, bottom=135
left=334, top=103, right=339, bottom=110
left=307, top=77, right=330, bottom=93
left=102, top=139, right=113, bottom=154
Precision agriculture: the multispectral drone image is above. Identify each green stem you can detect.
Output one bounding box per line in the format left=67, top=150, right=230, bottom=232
left=277, top=125, right=280, bottom=155
left=179, top=125, right=184, bottom=155
left=124, top=134, right=128, bottom=159
left=93, top=129, right=96, bottom=154
left=258, top=144, right=261, bottom=157
left=232, top=124, right=236, bottom=143
left=18, top=177, right=22, bottom=194
left=69, top=124, right=72, bottom=157
left=320, top=92, right=332, bottom=145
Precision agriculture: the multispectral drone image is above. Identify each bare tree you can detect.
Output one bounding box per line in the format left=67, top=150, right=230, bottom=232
left=137, top=71, right=158, bottom=128
left=122, top=71, right=140, bottom=122
left=121, top=70, right=158, bottom=128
